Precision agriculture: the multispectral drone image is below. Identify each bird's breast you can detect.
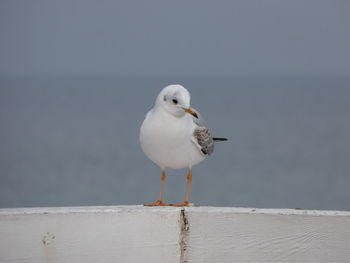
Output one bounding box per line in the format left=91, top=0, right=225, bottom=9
left=140, top=111, right=204, bottom=169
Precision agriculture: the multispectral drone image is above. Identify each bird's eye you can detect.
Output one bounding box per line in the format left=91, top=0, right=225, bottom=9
left=172, top=99, right=178, bottom=104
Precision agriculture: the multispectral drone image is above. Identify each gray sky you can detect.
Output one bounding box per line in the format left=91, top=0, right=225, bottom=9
left=1, top=0, right=349, bottom=77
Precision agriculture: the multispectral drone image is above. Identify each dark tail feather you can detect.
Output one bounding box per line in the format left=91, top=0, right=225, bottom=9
left=213, top=137, right=228, bottom=142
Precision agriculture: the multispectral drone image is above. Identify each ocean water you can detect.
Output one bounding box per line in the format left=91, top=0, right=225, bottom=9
left=0, top=77, right=349, bottom=210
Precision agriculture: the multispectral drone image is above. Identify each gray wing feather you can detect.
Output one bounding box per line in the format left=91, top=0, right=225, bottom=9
left=190, top=108, right=214, bottom=155
left=193, top=127, right=214, bottom=155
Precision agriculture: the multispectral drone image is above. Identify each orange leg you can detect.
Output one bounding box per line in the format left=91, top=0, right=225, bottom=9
left=144, top=169, right=168, bottom=206
left=170, top=169, right=192, bottom=207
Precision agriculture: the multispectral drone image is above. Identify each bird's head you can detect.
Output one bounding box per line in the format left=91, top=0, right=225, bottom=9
left=155, top=84, right=198, bottom=118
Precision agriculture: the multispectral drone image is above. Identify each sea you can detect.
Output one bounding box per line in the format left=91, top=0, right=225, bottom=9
left=0, top=76, right=349, bottom=210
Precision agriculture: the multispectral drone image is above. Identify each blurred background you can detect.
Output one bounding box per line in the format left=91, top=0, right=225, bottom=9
left=1, top=1, right=349, bottom=210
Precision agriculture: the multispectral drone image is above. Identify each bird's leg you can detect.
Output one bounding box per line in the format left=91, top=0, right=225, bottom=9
left=170, top=169, right=192, bottom=207
left=157, top=169, right=167, bottom=203
left=144, top=169, right=168, bottom=206
left=184, top=168, right=192, bottom=204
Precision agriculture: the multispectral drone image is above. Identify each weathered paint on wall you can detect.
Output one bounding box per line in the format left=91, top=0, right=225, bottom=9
left=185, top=207, right=350, bottom=262
left=1, top=206, right=350, bottom=263
left=0, top=206, right=182, bottom=263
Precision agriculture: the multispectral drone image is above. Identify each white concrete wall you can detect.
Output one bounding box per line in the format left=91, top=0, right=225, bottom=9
left=1, top=206, right=350, bottom=263
left=185, top=207, right=350, bottom=262
left=0, top=206, right=182, bottom=263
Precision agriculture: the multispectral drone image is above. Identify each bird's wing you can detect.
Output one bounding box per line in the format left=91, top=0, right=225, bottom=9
left=193, top=127, right=214, bottom=155
left=189, top=108, right=214, bottom=155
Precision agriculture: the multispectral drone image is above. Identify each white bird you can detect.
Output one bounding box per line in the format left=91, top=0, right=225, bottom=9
left=140, top=84, right=227, bottom=206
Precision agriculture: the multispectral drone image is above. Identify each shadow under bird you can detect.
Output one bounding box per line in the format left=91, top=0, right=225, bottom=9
left=140, top=84, right=227, bottom=206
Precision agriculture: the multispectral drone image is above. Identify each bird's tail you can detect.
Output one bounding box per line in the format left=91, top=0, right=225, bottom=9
left=213, top=137, right=228, bottom=142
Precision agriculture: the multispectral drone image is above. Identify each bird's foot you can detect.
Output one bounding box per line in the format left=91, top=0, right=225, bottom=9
left=144, top=200, right=169, bottom=207
left=169, top=201, right=189, bottom=207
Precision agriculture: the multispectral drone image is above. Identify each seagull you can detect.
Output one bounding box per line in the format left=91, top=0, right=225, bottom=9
left=140, top=84, right=227, bottom=206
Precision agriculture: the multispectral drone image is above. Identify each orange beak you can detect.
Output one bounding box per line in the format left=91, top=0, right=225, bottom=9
left=184, top=108, right=198, bottom=119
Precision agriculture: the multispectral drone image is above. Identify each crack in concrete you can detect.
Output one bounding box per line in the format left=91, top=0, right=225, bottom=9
left=179, top=208, right=189, bottom=263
